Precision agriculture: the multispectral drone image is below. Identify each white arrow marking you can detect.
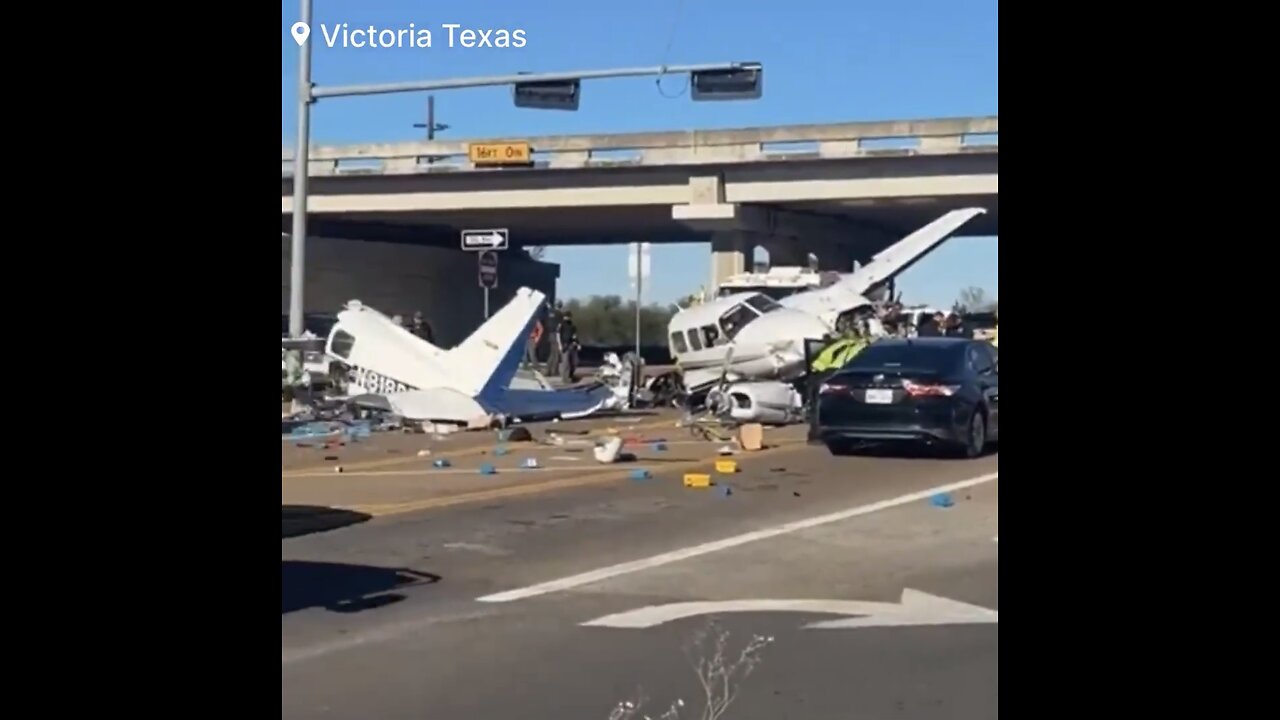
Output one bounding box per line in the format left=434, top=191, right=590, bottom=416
left=580, top=589, right=997, bottom=630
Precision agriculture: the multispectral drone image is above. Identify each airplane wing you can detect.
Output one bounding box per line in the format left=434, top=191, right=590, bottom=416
left=480, top=385, right=616, bottom=422
left=781, top=207, right=987, bottom=319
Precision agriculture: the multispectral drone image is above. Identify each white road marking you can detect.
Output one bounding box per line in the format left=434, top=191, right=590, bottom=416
left=581, top=589, right=997, bottom=629
left=476, top=472, right=999, bottom=603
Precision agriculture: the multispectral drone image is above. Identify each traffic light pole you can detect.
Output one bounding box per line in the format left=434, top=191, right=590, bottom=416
left=287, top=0, right=760, bottom=339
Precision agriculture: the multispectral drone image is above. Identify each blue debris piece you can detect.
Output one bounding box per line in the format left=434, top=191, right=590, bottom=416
left=930, top=493, right=954, bottom=508
left=629, top=469, right=651, bottom=481
left=479, top=464, right=496, bottom=475
left=652, top=442, right=668, bottom=451
left=432, top=459, right=452, bottom=468
left=493, top=446, right=510, bottom=456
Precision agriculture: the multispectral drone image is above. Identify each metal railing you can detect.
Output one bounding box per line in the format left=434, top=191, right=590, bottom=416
left=280, top=115, right=997, bottom=177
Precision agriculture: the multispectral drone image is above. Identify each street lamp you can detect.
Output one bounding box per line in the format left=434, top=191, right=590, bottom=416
left=286, top=0, right=763, bottom=339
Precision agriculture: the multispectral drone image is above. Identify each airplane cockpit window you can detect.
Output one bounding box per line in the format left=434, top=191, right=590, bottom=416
left=670, top=332, right=689, bottom=354
left=719, top=303, right=760, bottom=340
left=329, top=329, right=356, bottom=359
left=687, top=329, right=703, bottom=351
left=744, top=294, right=783, bottom=314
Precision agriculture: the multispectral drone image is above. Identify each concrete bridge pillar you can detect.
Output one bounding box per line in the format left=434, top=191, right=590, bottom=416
left=710, top=232, right=752, bottom=289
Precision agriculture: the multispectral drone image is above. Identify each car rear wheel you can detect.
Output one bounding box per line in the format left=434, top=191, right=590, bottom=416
left=958, top=410, right=987, bottom=458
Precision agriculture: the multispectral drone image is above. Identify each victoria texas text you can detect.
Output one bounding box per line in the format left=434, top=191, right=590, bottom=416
left=319, top=23, right=528, bottom=49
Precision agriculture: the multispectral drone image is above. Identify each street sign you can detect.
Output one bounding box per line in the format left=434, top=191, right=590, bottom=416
left=579, top=589, right=999, bottom=630
left=478, top=251, right=499, bottom=289
left=461, top=228, right=509, bottom=252
left=468, top=142, right=533, bottom=167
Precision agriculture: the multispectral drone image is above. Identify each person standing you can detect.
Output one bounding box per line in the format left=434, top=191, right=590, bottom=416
left=410, top=311, right=434, bottom=343
left=544, top=300, right=565, bottom=377
left=558, top=310, right=580, bottom=383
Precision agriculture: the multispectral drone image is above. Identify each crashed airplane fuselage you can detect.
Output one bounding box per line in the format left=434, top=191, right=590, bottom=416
left=322, top=288, right=613, bottom=424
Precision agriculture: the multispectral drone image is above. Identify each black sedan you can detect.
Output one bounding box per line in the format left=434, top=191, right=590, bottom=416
left=813, top=336, right=998, bottom=457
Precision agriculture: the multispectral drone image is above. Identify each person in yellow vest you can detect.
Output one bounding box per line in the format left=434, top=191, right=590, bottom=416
left=811, top=326, right=869, bottom=374
left=806, top=325, right=870, bottom=440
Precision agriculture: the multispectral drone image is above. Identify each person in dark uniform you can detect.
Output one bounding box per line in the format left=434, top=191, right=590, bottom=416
left=557, top=310, right=579, bottom=383
left=410, top=311, right=434, bottom=343
left=544, top=300, right=565, bottom=377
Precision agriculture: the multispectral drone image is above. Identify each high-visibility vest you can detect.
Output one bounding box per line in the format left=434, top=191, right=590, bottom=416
left=991, top=326, right=998, bottom=348
left=811, top=338, right=866, bottom=372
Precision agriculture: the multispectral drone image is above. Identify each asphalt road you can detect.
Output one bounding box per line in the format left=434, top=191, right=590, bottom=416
left=282, top=442, right=999, bottom=720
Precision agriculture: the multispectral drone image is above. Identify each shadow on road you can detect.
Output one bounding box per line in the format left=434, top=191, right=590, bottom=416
left=282, top=561, right=441, bottom=614
left=282, top=505, right=372, bottom=539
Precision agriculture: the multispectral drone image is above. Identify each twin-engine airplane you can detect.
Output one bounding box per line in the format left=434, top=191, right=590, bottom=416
left=664, top=207, right=987, bottom=423
left=321, top=287, right=612, bottom=424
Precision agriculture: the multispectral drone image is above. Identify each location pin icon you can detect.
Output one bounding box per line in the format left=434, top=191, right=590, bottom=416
left=291, top=21, right=311, bottom=46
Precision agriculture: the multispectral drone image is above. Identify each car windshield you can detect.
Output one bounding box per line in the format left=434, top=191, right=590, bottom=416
left=846, top=343, right=961, bottom=373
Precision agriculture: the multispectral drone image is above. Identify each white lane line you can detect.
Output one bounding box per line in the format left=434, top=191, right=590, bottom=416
left=476, top=471, right=999, bottom=603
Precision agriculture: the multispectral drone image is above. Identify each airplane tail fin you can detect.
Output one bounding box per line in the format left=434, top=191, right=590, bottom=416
left=438, top=287, right=544, bottom=399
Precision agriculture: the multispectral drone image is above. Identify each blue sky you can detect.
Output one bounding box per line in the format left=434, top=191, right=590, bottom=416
left=281, top=0, right=998, bottom=308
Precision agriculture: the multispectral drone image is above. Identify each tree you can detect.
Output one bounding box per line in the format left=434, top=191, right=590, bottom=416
left=563, top=295, right=678, bottom=346
left=955, top=286, right=996, bottom=313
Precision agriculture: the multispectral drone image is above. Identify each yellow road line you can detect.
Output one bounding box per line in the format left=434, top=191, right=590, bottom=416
left=283, top=417, right=681, bottom=477
left=347, top=440, right=810, bottom=517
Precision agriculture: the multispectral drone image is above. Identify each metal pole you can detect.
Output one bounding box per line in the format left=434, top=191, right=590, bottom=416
left=484, top=288, right=490, bottom=319
left=634, top=244, right=642, bottom=359
left=310, top=62, right=760, bottom=99
left=427, top=95, right=435, bottom=140
left=288, top=0, right=313, bottom=339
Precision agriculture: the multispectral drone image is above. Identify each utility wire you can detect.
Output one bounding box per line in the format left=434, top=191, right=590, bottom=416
left=655, top=0, right=690, bottom=99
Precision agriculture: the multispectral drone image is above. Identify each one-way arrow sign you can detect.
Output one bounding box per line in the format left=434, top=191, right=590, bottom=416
left=461, top=228, right=509, bottom=251
left=580, top=589, right=997, bottom=630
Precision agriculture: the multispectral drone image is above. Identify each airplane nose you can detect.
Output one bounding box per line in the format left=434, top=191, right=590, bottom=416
left=761, top=309, right=830, bottom=345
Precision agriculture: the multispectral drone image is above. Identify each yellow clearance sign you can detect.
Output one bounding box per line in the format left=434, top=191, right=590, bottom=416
left=469, top=142, right=533, bottom=166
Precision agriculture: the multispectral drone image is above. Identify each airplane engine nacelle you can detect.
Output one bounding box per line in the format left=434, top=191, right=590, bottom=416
left=706, top=381, right=804, bottom=426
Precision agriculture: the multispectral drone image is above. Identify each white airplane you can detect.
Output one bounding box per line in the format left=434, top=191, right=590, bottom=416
left=665, top=207, right=987, bottom=423
left=320, top=287, right=613, bottom=424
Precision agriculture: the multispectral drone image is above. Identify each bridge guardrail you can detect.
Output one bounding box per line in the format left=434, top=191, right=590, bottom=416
left=281, top=116, right=997, bottom=178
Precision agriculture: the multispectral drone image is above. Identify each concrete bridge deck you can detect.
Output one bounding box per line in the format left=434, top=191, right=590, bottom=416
left=280, top=116, right=998, bottom=246
left=281, top=116, right=998, bottom=177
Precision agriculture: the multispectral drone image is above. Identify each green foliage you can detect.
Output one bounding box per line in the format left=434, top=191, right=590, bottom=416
left=955, top=286, right=997, bottom=313
left=563, top=295, right=677, bottom=346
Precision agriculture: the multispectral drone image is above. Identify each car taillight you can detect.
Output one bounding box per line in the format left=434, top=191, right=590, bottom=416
left=818, top=383, right=846, bottom=395
left=902, top=380, right=960, bottom=397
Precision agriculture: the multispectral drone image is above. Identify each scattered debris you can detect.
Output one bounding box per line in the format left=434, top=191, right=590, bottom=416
left=521, top=457, right=540, bottom=469
left=738, top=423, right=765, bottom=451
left=718, top=485, right=733, bottom=498
left=334, top=466, right=344, bottom=473
left=930, top=493, right=954, bottom=508
left=652, top=442, right=668, bottom=451
left=629, top=469, right=651, bottom=481
left=683, top=473, right=712, bottom=488
left=323, top=455, right=339, bottom=461
left=416, top=449, right=432, bottom=457
left=499, top=426, right=533, bottom=443
left=494, top=446, right=510, bottom=456
left=432, top=459, right=452, bottom=468
left=594, top=436, right=624, bottom=464
left=550, top=455, right=582, bottom=462
left=714, top=459, right=739, bottom=474
left=717, top=445, right=736, bottom=456
left=479, top=464, right=497, bottom=475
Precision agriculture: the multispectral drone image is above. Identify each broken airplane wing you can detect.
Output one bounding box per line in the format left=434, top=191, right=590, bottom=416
left=780, top=207, right=987, bottom=320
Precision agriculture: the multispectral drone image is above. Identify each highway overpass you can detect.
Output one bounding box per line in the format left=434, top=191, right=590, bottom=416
left=282, top=115, right=996, bottom=283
